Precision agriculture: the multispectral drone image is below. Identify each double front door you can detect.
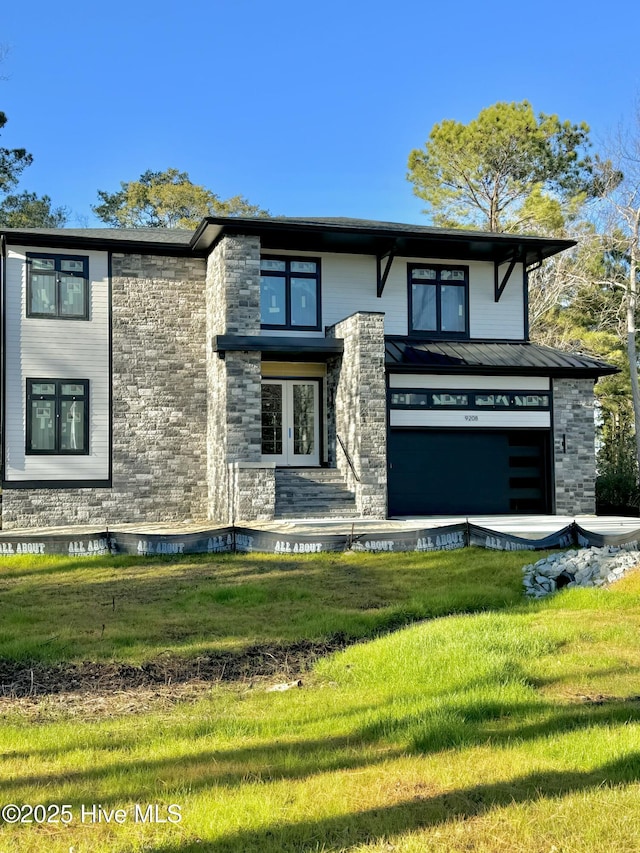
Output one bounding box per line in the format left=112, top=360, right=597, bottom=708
left=261, top=379, right=320, bottom=466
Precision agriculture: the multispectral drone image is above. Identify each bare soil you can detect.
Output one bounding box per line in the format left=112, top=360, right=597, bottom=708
left=0, top=636, right=351, bottom=701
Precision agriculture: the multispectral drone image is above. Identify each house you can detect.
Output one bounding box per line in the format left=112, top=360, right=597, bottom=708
left=0, top=216, right=616, bottom=529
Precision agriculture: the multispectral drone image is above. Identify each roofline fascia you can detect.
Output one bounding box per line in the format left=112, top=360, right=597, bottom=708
left=190, top=216, right=576, bottom=260
left=384, top=363, right=618, bottom=378
left=1, top=230, right=199, bottom=256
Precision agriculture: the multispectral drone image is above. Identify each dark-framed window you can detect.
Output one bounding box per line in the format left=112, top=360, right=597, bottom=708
left=27, top=253, right=89, bottom=319
left=26, top=379, right=89, bottom=454
left=260, top=256, right=321, bottom=330
left=408, top=264, right=469, bottom=337
left=389, top=389, right=550, bottom=410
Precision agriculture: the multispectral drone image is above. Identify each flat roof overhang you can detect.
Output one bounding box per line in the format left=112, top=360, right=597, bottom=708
left=213, top=334, right=344, bottom=361
left=191, top=216, right=576, bottom=268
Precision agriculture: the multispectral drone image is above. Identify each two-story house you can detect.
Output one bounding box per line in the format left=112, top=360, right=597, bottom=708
left=0, top=217, right=615, bottom=529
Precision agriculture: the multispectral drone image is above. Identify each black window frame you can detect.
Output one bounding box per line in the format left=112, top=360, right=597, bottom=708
left=26, top=379, right=90, bottom=455
left=26, top=252, right=90, bottom=320
left=260, top=255, right=321, bottom=331
left=389, top=388, right=551, bottom=411
left=408, top=263, right=469, bottom=338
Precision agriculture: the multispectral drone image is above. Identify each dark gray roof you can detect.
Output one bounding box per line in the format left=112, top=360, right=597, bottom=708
left=1, top=226, right=194, bottom=252
left=2, top=216, right=576, bottom=267
left=385, top=338, right=617, bottom=378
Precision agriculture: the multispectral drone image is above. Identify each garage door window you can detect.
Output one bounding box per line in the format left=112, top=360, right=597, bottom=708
left=390, top=389, right=550, bottom=410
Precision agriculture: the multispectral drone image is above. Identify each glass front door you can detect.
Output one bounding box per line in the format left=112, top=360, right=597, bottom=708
left=261, top=380, right=320, bottom=466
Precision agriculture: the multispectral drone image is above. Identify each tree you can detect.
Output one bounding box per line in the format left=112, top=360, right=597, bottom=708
left=592, top=112, right=640, bottom=492
left=0, top=109, right=32, bottom=195
left=0, top=109, right=68, bottom=227
left=407, top=101, right=600, bottom=233
left=0, top=191, right=68, bottom=227
left=93, top=168, right=268, bottom=228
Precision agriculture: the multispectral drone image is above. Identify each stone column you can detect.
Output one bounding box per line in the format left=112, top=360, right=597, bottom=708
left=326, top=312, right=387, bottom=517
left=552, top=377, right=597, bottom=514
left=206, top=235, right=275, bottom=523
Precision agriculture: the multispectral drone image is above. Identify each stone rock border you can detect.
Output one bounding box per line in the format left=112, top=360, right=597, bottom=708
left=523, top=546, right=640, bottom=598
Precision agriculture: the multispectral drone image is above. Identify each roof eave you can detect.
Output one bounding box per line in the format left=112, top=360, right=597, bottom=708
left=190, top=217, right=576, bottom=265
left=3, top=230, right=195, bottom=255
left=385, top=362, right=618, bottom=379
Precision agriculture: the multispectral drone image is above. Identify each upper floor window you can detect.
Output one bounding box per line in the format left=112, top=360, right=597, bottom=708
left=27, top=253, right=89, bottom=319
left=260, top=256, right=320, bottom=330
left=408, top=264, right=468, bottom=337
left=26, top=379, right=89, bottom=454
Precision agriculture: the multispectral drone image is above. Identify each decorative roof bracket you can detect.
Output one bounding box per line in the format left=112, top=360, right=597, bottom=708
left=494, top=250, right=519, bottom=302
left=526, top=250, right=544, bottom=273
left=377, top=244, right=396, bottom=297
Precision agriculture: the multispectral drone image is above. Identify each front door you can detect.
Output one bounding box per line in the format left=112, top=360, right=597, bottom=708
left=261, top=380, right=320, bottom=466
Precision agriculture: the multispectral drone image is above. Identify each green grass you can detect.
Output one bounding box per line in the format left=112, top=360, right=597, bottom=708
left=2, top=552, right=640, bottom=852
left=0, top=548, right=531, bottom=663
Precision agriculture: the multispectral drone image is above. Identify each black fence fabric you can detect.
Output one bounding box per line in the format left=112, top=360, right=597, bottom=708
left=468, top=523, right=575, bottom=552
left=0, top=521, right=638, bottom=558
left=574, top=523, right=640, bottom=549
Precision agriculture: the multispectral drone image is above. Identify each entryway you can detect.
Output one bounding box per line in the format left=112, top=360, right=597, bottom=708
left=261, top=379, right=320, bottom=466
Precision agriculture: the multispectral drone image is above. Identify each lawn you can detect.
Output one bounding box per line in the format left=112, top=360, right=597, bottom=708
left=1, top=550, right=640, bottom=852
left=0, top=548, right=528, bottom=664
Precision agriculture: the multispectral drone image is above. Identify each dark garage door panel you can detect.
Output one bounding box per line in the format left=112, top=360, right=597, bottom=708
left=388, top=429, right=550, bottom=516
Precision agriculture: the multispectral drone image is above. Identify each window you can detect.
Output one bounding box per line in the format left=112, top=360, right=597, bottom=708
left=260, top=256, right=320, bottom=330
left=409, top=264, right=468, bottom=337
left=390, top=389, right=550, bottom=410
left=27, top=253, right=89, bottom=319
left=26, top=379, right=89, bottom=454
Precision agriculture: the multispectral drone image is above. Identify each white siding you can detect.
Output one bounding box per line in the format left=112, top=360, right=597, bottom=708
left=259, top=250, right=525, bottom=339
left=389, top=375, right=550, bottom=390
left=390, top=410, right=550, bottom=429
left=4, top=245, right=110, bottom=481
left=469, top=261, right=524, bottom=339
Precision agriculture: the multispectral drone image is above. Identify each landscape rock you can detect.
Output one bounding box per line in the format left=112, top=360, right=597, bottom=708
left=522, top=545, right=640, bottom=597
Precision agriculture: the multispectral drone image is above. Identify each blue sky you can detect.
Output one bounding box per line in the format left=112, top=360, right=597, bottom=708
left=1, top=0, right=639, bottom=227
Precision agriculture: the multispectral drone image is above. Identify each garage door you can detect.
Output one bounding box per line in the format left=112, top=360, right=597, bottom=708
left=388, top=429, right=551, bottom=516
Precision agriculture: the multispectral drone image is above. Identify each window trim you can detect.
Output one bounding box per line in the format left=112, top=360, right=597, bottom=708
left=26, top=252, right=90, bottom=320
left=26, top=378, right=90, bottom=455
left=260, top=255, right=321, bottom=331
left=408, top=263, right=469, bottom=338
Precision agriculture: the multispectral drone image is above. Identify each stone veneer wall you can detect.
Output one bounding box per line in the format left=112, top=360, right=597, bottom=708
left=206, top=235, right=275, bottom=523
left=552, top=377, right=597, bottom=514
left=2, top=253, right=208, bottom=528
left=326, top=312, right=387, bottom=517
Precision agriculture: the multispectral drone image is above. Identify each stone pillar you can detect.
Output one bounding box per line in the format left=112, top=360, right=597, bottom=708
left=326, top=312, right=387, bottom=517
left=206, top=235, right=275, bottom=523
left=552, top=377, right=597, bottom=515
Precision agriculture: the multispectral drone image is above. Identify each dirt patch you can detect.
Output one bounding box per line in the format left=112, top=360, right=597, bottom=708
left=0, top=636, right=351, bottom=700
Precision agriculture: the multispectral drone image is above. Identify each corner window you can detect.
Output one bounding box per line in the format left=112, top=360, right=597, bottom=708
left=260, top=256, right=320, bottom=330
left=26, top=379, right=89, bottom=454
left=27, top=253, right=89, bottom=319
left=409, top=264, right=468, bottom=337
